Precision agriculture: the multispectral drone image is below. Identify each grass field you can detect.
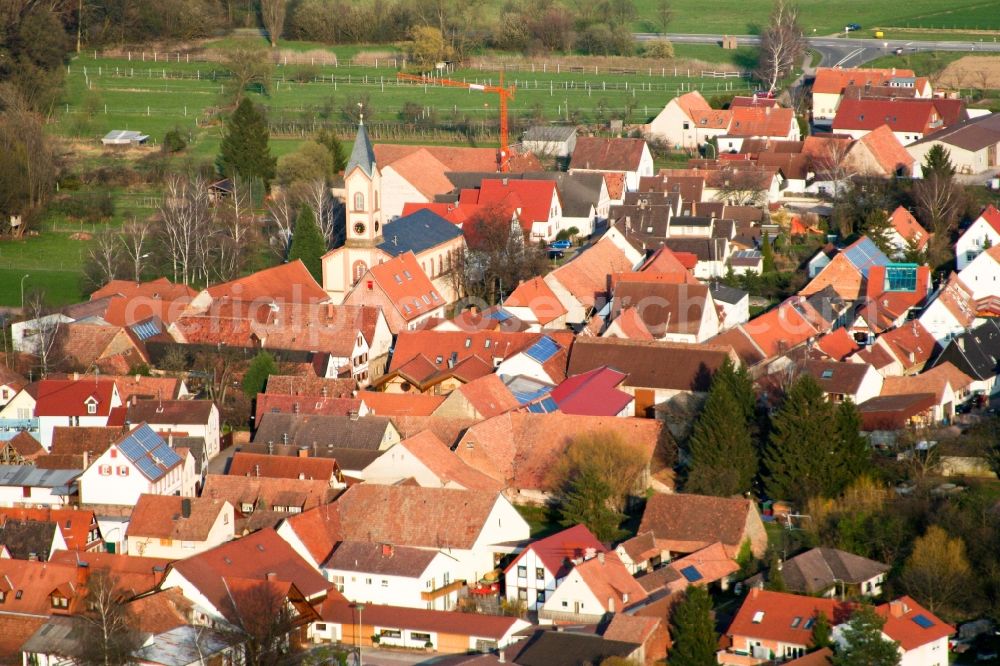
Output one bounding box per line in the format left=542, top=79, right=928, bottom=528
left=632, top=0, right=1000, bottom=34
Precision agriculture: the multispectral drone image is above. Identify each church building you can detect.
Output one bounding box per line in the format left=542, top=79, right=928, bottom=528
left=322, top=121, right=466, bottom=305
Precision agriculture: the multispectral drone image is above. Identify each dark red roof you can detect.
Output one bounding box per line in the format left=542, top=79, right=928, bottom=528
left=504, top=524, right=606, bottom=579
left=34, top=379, right=118, bottom=417
left=549, top=366, right=633, bottom=416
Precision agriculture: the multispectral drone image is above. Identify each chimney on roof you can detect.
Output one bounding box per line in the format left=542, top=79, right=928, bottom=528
left=502, top=177, right=509, bottom=186
left=598, top=552, right=605, bottom=565
left=254, top=464, right=260, bottom=477
left=75, top=560, right=89, bottom=584
left=73, top=372, right=80, bottom=381
left=382, top=543, right=394, bottom=558
left=298, top=446, right=309, bottom=458
left=181, top=498, right=191, bottom=519
left=889, top=599, right=908, bottom=617
left=349, top=411, right=360, bottom=421
left=282, top=433, right=289, bottom=445
left=267, top=440, right=274, bottom=454
left=584, top=547, right=596, bottom=561
left=958, top=337, right=965, bottom=352
left=265, top=572, right=277, bottom=582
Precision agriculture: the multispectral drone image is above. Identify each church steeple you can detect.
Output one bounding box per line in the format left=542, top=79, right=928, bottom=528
left=346, top=116, right=377, bottom=179
left=344, top=119, right=382, bottom=248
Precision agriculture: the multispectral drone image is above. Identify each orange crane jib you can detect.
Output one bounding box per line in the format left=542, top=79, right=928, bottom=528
left=396, top=72, right=516, bottom=173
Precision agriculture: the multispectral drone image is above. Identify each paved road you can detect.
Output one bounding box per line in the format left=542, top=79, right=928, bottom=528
left=635, top=32, right=999, bottom=68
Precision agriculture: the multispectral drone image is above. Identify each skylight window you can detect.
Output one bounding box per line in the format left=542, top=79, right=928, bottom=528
left=821, top=369, right=833, bottom=379
left=752, top=611, right=765, bottom=624
left=791, top=617, right=802, bottom=628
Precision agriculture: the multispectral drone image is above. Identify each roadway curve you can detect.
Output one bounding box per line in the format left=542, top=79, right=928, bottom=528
left=635, top=33, right=999, bottom=69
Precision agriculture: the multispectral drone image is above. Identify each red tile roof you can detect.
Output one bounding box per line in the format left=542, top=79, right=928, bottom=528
left=366, top=252, right=443, bottom=322
left=572, top=550, right=648, bottom=611
left=727, top=589, right=844, bottom=647
left=456, top=413, right=665, bottom=492
left=0, top=560, right=85, bottom=616
left=888, top=206, right=930, bottom=250
left=504, top=524, right=606, bottom=579
left=453, top=374, right=520, bottom=418
left=548, top=236, right=635, bottom=308
left=976, top=204, right=1000, bottom=235
left=91, top=278, right=196, bottom=326
left=0, top=507, right=98, bottom=551
left=166, top=528, right=333, bottom=611
left=833, top=98, right=942, bottom=134
left=855, top=125, right=916, bottom=176
left=254, top=393, right=362, bottom=425
left=401, top=201, right=472, bottom=225
left=877, top=596, right=954, bottom=650
left=815, top=328, right=861, bottom=361
left=570, top=137, right=647, bottom=172
left=264, top=375, right=356, bottom=398
left=228, top=452, right=339, bottom=481
left=638, top=493, right=758, bottom=556
left=504, top=277, right=568, bottom=325
left=205, top=260, right=328, bottom=304
left=34, top=379, right=119, bottom=417
left=126, top=494, right=230, bottom=541
left=356, top=391, right=445, bottom=417
left=390, top=330, right=572, bottom=375
left=812, top=67, right=915, bottom=95
left=374, top=143, right=541, bottom=174
left=727, top=106, right=796, bottom=138
left=464, top=178, right=559, bottom=227
left=333, top=484, right=506, bottom=550
left=549, top=366, right=633, bottom=416
left=390, top=430, right=505, bottom=493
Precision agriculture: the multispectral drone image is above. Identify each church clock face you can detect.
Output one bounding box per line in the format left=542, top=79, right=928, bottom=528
left=354, top=222, right=366, bottom=236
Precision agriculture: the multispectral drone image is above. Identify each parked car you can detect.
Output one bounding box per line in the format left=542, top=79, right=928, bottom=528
left=845, top=23, right=861, bottom=31
left=894, top=47, right=904, bottom=55
left=549, top=239, right=572, bottom=250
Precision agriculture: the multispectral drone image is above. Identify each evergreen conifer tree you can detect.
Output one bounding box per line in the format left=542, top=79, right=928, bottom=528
left=317, top=128, right=348, bottom=173
left=686, top=360, right=757, bottom=496
left=217, top=98, right=277, bottom=189
left=669, top=586, right=719, bottom=666
left=834, top=398, right=870, bottom=492
left=557, top=466, right=624, bottom=541
left=832, top=605, right=900, bottom=666
left=810, top=612, right=832, bottom=650
left=922, top=144, right=956, bottom=180
left=288, top=206, right=327, bottom=283
left=763, top=373, right=839, bottom=503
left=862, top=209, right=895, bottom=256
left=242, top=351, right=278, bottom=398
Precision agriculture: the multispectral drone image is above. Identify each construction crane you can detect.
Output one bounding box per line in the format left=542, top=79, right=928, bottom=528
left=396, top=71, right=516, bottom=172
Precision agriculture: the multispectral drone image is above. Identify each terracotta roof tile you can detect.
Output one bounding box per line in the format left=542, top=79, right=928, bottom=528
left=126, top=494, right=230, bottom=541
left=812, top=67, right=915, bottom=95
left=727, top=106, right=796, bottom=138
left=319, top=597, right=526, bottom=638
left=505, top=524, right=605, bottom=579
left=504, top=277, right=568, bottom=325
left=365, top=252, right=443, bottom=322
left=815, top=328, right=861, bottom=361
left=205, top=260, right=327, bottom=304
left=201, top=475, right=335, bottom=514
left=228, top=452, right=339, bottom=481
left=727, top=589, right=844, bottom=647
left=570, top=137, right=647, bottom=172
left=638, top=493, right=758, bottom=555
left=333, top=484, right=505, bottom=550
left=571, top=550, right=648, bottom=612
left=833, top=98, right=945, bottom=134
left=264, top=375, right=356, bottom=398
left=0, top=507, right=98, bottom=551
left=855, top=126, right=916, bottom=176
left=549, top=366, right=633, bottom=416
left=91, top=278, right=196, bottom=326
left=456, top=413, right=664, bottom=491
left=453, top=374, right=520, bottom=418
left=568, top=337, right=735, bottom=392
left=386, top=430, right=504, bottom=492
left=34, top=379, right=118, bottom=417
left=876, top=596, right=954, bottom=650
left=548, top=237, right=636, bottom=308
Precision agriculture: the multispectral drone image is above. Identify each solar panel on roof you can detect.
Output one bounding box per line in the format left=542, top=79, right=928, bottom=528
left=524, top=336, right=560, bottom=363
left=130, top=320, right=161, bottom=341
left=843, top=238, right=889, bottom=278
left=486, top=308, right=513, bottom=322
left=912, top=614, right=934, bottom=629
left=680, top=565, right=703, bottom=582
left=117, top=436, right=145, bottom=463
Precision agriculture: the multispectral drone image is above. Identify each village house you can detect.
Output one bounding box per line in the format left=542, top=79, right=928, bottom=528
left=567, top=337, right=737, bottom=417
left=227, top=451, right=343, bottom=485
left=33, top=378, right=123, bottom=450
left=605, top=280, right=721, bottom=343
left=431, top=374, right=521, bottom=420
left=0, top=507, right=102, bottom=552
left=342, top=252, right=448, bottom=333
left=801, top=360, right=884, bottom=404
left=374, top=142, right=542, bottom=219
left=0, top=466, right=80, bottom=508
left=503, top=524, right=606, bottom=612
left=918, top=273, right=978, bottom=343
left=360, top=430, right=503, bottom=492
left=161, top=527, right=330, bottom=642
left=907, top=112, right=1000, bottom=177
left=844, top=124, right=917, bottom=178
left=522, top=125, right=578, bottom=159
left=630, top=492, right=768, bottom=563
left=0, top=519, right=67, bottom=561
left=313, top=598, right=531, bottom=653
left=253, top=412, right=400, bottom=455
left=762, top=547, right=889, bottom=598
left=455, top=412, right=668, bottom=504
left=539, top=550, right=648, bottom=624
left=201, top=474, right=336, bottom=532
left=810, top=66, right=921, bottom=125
left=125, top=399, right=220, bottom=460
left=927, top=319, right=1000, bottom=396
left=125, top=495, right=235, bottom=558
left=956, top=205, right=1000, bottom=271
left=569, top=136, right=654, bottom=192
left=832, top=98, right=965, bottom=145
left=78, top=424, right=193, bottom=506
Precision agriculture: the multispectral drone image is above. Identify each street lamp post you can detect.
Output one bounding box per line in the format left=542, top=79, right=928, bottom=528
left=352, top=602, right=366, bottom=666
left=19, top=274, right=29, bottom=310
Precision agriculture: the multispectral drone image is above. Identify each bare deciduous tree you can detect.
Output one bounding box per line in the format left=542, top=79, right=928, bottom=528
left=292, top=179, right=336, bottom=246
left=119, top=218, right=151, bottom=283
left=714, top=165, right=771, bottom=206
left=86, top=228, right=122, bottom=289
left=914, top=173, right=962, bottom=237
left=159, top=174, right=212, bottom=286
left=220, top=41, right=273, bottom=103
left=266, top=191, right=295, bottom=259
left=259, top=0, right=287, bottom=47
left=78, top=571, right=142, bottom=666
left=22, top=288, right=62, bottom=377
left=756, top=0, right=806, bottom=94
left=213, top=177, right=259, bottom=282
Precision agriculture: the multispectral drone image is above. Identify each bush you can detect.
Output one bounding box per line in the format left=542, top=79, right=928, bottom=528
left=642, top=39, right=675, bottom=59
left=162, top=128, right=187, bottom=154
left=49, top=191, right=115, bottom=222
left=290, top=64, right=320, bottom=83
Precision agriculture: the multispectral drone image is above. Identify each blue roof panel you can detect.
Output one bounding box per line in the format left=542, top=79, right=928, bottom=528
left=680, top=565, right=703, bottom=583
left=378, top=209, right=464, bottom=258
left=524, top=336, right=560, bottom=364
left=912, top=614, right=934, bottom=629
left=843, top=237, right=889, bottom=278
